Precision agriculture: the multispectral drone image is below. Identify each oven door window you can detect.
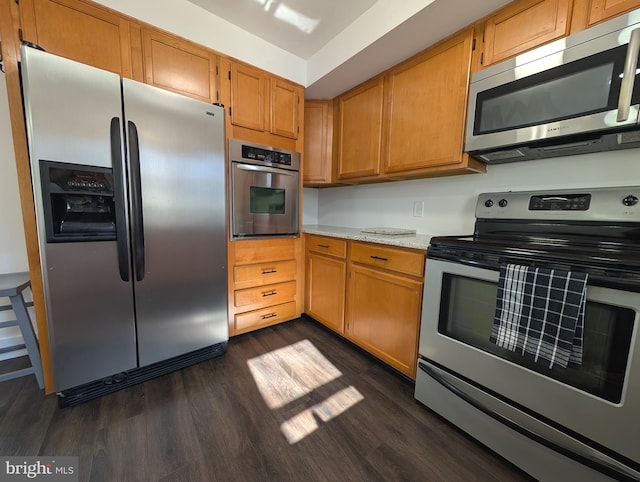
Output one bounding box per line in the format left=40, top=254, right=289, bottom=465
left=439, top=274, right=635, bottom=403
left=249, top=186, right=285, bottom=214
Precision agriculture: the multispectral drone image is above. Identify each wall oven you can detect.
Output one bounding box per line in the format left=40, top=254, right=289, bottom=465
left=415, top=187, right=640, bottom=481
left=465, top=9, right=640, bottom=163
left=229, top=139, right=300, bottom=239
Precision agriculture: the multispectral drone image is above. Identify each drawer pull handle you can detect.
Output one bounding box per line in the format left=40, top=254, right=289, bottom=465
left=370, top=255, right=388, bottom=261
left=317, top=244, right=330, bottom=248
left=262, top=290, right=277, bottom=297
left=261, top=312, right=278, bottom=320
left=262, top=269, right=277, bottom=274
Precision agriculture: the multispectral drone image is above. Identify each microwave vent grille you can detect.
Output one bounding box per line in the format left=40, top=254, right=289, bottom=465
left=478, top=149, right=526, bottom=162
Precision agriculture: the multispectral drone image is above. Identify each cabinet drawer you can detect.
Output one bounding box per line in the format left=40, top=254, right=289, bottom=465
left=234, top=301, right=297, bottom=334
left=350, top=242, right=425, bottom=277
left=234, top=280, right=296, bottom=310
left=234, top=259, right=296, bottom=286
left=234, top=238, right=296, bottom=264
left=306, top=234, right=347, bottom=258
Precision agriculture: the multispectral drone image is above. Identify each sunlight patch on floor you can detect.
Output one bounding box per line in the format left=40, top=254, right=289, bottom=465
left=247, top=339, right=364, bottom=444
left=280, top=386, right=364, bottom=444
left=247, top=339, right=342, bottom=409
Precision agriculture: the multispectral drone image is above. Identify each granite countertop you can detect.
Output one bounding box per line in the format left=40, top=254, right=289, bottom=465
left=303, top=225, right=433, bottom=251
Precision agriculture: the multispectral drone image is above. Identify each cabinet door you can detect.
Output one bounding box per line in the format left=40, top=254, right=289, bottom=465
left=588, top=0, right=640, bottom=24
left=384, top=29, right=474, bottom=174
left=306, top=252, right=346, bottom=333
left=484, top=0, right=571, bottom=66
left=337, top=77, right=385, bottom=180
left=271, top=78, right=300, bottom=139
left=303, top=100, right=334, bottom=184
left=230, top=62, right=266, bottom=132
left=141, top=28, right=217, bottom=103
left=346, top=264, right=422, bottom=378
left=19, top=0, right=132, bottom=76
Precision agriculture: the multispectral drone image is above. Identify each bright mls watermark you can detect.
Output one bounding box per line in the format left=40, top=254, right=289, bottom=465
left=1, top=457, right=78, bottom=481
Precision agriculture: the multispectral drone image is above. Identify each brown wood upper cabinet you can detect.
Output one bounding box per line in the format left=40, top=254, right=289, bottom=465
left=140, top=28, right=218, bottom=103
left=337, top=77, right=385, bottom=180
left=18, top=0, right=133, bottom=77
left=384, top=28, right=477, bottom=175
left=303, top=100, right=338, bottom=185
left=571, top=0, right=640, bottom=31
left=483, top=0, right=572, bottom=67
left=229, top=61, right=301, bottom=140
left=333, top=28, right=484, bottom=183
left=270, top=77, right=300, bottom=139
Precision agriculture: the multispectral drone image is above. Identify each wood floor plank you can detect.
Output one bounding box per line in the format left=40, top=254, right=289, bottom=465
left=89, top=413, right=148, bottom=482
left=0, top=373, right=56, bottom=456
left=0, top=317, right=530, bottom=481
left=142, top=370, right=204, bottom=480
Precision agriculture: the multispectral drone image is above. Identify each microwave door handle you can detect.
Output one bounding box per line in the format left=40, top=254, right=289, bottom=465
left=617, top=28, right=640, bottom=122
left=236, top=164, right=295, bottom=176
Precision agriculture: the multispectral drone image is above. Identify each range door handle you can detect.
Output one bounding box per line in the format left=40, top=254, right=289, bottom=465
left=128, top=120, right=145, bottom=282
left=110, top=117, right=131, bottom=282
left=617, top=27, right=640, bottom=122
left=419, top=361, right=640, bottom=481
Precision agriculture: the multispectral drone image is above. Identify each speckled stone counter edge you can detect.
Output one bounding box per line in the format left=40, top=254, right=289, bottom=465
left=303, top=225, right=432, bottom=251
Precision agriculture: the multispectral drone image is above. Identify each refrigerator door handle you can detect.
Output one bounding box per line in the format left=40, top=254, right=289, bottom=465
left=128, top=120, right=145, bottom=282
left=110, top=117, right=131, bottom=282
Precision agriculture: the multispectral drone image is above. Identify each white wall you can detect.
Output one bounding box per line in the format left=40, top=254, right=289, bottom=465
left=307, top=150, right=638, bottom=235
left=302, top=188, right=319, bottom=225
left=0, top=76, right=32, bottom=360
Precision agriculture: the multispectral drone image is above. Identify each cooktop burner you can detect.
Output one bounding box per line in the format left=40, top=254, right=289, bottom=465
left=427, top=186, right=640, bottom=290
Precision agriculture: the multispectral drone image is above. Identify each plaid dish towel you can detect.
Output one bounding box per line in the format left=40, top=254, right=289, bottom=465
left=490, top=264, right=587, bottom=369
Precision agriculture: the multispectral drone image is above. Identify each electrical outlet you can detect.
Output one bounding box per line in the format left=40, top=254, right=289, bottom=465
left=413, top=200, right=424, bottom=217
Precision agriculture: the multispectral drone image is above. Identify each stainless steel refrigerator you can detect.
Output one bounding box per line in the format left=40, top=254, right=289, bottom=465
left=20, top=46, right=228, bottom=404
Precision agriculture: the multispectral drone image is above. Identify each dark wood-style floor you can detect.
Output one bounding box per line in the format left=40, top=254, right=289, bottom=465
left=0, top=317, right=531, bottom=481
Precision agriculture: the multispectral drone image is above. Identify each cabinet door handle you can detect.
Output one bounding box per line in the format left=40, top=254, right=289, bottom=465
left=317, top=244, right=330, bottom=248
left=261, top=312, right=278, bottom=320
left=262, top=268, right=277, bottom=274
left=262, top=290, right=277, bottom=297
left=370, top=255, right=388, bottom=261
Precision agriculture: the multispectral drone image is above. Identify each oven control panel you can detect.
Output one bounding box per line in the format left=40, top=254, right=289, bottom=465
left=528, top=193, right=591, bottom=211
left=476, top=186, right=640, bottom=222
left=228, top=138, right=300, bottom=171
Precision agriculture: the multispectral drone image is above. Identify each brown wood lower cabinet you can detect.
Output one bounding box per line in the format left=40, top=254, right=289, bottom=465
left=304, top=234, right=425, bottom=379
left=229, top=238, right=302, bottom=336
left=305, top=235, right=348, bottom=333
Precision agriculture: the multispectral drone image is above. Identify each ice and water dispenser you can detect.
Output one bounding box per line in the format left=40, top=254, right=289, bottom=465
left=40, top=161, right=117, bottom=242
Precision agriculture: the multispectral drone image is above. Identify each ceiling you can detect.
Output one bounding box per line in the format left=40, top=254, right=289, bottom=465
left=188, top=0, right=379, bottom=59
left=186, top=0, right=513, bottom=98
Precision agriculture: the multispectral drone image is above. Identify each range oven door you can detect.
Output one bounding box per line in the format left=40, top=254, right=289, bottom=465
left=416, top=258, right=640, bottom=481
left=230, top=161, right=300, bottom=238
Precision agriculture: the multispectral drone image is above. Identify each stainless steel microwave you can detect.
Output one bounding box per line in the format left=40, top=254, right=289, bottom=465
left=465, top=9, right=640, bottom=163
left=229, top=139, right=300, bottom=239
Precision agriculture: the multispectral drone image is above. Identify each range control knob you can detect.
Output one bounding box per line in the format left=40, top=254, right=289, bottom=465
left=622, top=195, right=639, bottom=206
left=484, top=199, right=494, bottom=207
left=498, top=199, right=508, bottom=208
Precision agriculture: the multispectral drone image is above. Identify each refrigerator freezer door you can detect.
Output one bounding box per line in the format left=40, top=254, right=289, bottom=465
left=122, top=80, right=228, bottom=366
left=20, top=46, right=137, bottom=391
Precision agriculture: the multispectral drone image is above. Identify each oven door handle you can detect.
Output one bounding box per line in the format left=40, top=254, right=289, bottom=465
left=235, top=163, right=296, bottom=176
left=419, top=362, right=640, bottom=481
